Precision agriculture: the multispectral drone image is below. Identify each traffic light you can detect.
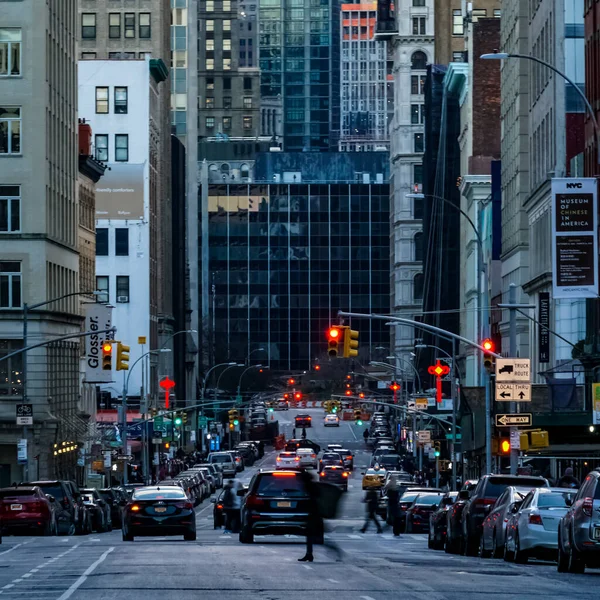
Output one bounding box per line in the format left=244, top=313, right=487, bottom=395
left=294, top=392, right=302, bottom=400
left=345, top=389, right=352, bottom=396
left=359, top=392, right=365, bottom=399
left=343, top=328, right=359, bottom=358
left=164, top=442, right=170, bottom=450
left=327, top=327, right=342, bottom=357
left=174, top=413, right=183, bottom=427
left=354, top=408, right=362, bottom=426
left=288, top=378, right=296, bottom=386
left=482, top=338, right=495, bottom=372
left=500, top=438, right=510, bottom=454
left=228, top=409, right=239, bottom=426
left=101, top=341, right=113, bottom=370
left=434, top=442, right=441, bottom=458
left=182, top=412, right=188, bottom=425
left=150, top=407, right=158, bottom=417
left=116, top=342, right=130, bottom=371
left=314, top=364, right=321, bottom=371
left=229, top=423, right=235, bottom=431
left=283, top=393, right=290, bottom=400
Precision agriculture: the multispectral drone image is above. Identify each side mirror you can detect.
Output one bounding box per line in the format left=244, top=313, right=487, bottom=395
left=458, top=490, right=470, bottom=500
left=509, top=503, right=519, bottom=514
left=565, top=496, right=573, bottom=507
left=46, top=494, right=55, bottom=503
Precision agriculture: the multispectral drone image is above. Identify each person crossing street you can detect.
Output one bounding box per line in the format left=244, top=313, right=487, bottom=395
left=360, top=488, right=383, bottom=534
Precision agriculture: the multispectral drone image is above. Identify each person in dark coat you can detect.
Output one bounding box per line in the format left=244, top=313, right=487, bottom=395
left=301, top=427, right=307, bottom=439
left=298, top=469, right=321, bottom=562
left=557, top=467, right=580, bottom=488
left=361, top=488, right=383, bottom=533
left=386, top=478, right=401, bottom=536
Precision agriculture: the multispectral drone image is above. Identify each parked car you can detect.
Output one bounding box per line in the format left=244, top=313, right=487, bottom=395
left=428, top=491, right=458, bottom=549
left=503, top=487, right=576, bottom=564
left=445, top=480, right=479, bottom=554
left=479, top=486, right=531, bottom=558
left=23, top=480, right=83, bottom=536
left=235, top=445, right=256, bottom=467
left=122, top=485, right=196, bottom=541
left=207, top=452, right=237, bottom=478
left=81, top=488, right=112, bottom=532
left=230, top=450, right=245, bottom=472
left=557, top=470, right=600, bottom=573
left=405, top=493, right=444, bottom=533
left=99, top=488, right=124, bottom=528
left=276, top=400, right=290, bottom=410
left=460, top=474, right=549, bottom=556
left=0, top=486, right=57, bottom=535
left=285, top=439, right=321, bottom=454
left=295, top=414, right=312, bottom=428
left=195, top=463, right=223, bottom=488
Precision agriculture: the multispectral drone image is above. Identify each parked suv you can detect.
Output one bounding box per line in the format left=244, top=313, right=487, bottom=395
left=557, top=470, right=600, bottom=573
left=208, top=452, right=237, bottom=478
left=461, top=474, right=548, bottom=556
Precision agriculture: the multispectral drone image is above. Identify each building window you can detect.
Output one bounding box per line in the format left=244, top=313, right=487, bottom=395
left=414, top=232, right=423, bottom=262
left=223, top=77, right=231, bottom=90
left=412, top=17, right=426, bottom=35
left=95, top=87, right=109, bottom=113
left=471, top=9, right=487, bottom=20
left=413, top=273, right=424, bottom=301
left=116, top=276, right=130, bottom=303
left=95, top=134, right=108, bottom=161
left=0, top=261, right=21, bottom=308
left=96, top=228, right=109, bottom=256
left=114, top=87, right=128, bottom=114
left=206, top=97, right=215, bottom=108
left=452, top=10, right=464, bottom=35
left=109, top=13, right=121, bottom=38
left=207, top=0, right=214, bottom=10
left=414, top=133, right=424, bottom=153
left=223, top=39, right=231, bottom=51
left=206, top=58, right=214, bottom=69
left=244, top=77, right=252, bottom=90
left=115, top=134, right=129, bottom=161
left=243, top=116, right=252, bottom=130
left=453, top=51, right=465, bottom=62
left=96, top=276, right=109, bottom=303
left=81, top=52, right=97, bottom=60
left=0, top=185, right=20, bottom=232
left=115, top=228, right=129, bottom=256
left=0, top=107, right=21, bottom=155
left=207, top=78, right=214, bottom=90
left=223, top=0, right=231, bottom=10
left=411, top=104, right=423, bottom=124
left=223, top=97, right=232, bottom=109
left=223, top=116, right=231, bottom=130
left=411, top=51, right=427, bottom=70
left=82, top=13, right=97, bottom=39
left=223, top=20, right=231, bottom=31
left=206, top=20, right=214, bottom=31
left=411, top=75, right=425, bottom=95
left=0, top=339, right=23, bottom=396
left=124, top=13, right=136, bottom=38
left=494, top=9, right=501, bottom=17
left=412, top=0, right=425, bottom=5
left=223, top=58, right=231, bottom=70
left=243, top=97, right=252, bottom=109
left=206, top=117, right=215, bottom=128
left=0, top=28, right=22, bottom=77
left=139, top=13, right=151, bottom=38
left=206, top=39, right=214, bottom=50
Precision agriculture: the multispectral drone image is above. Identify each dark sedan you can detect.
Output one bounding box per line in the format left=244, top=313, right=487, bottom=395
left=428, top=491, right=458, bottom=549
left=319, top=453, right=344, bottom=472
left=122, top=486, right=196, bottom=541
left=405, top=493, right=444, bottom=533
left=319, top=466, right=349, bottom=491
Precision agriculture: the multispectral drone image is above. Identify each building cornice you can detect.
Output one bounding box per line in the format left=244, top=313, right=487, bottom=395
left=79, top=155, right=107, bottom=183
left=150, top=59, right=169, bottom=83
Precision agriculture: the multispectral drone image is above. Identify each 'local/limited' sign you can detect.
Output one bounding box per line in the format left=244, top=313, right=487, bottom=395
left=495, top=383, right=531, bottom=402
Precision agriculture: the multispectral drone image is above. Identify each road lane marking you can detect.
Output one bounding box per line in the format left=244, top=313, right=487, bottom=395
left=347, top=423, right=358, bottom=441
left=2, top=585, right=14, bottom=590
left=361, top=596, right=376, bottom=600
left=327, top=578, right=339, bottom=583
left=0, top=543, right=24, bottom=557
left=301, top=564, right=313, bottom=570
left=347, top=534, right=362, bottom=539
left=56, top=547, right=114, bottom=600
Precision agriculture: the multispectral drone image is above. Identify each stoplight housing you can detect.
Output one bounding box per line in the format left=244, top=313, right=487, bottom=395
left=482, top=338, right=495, bottom=372
left=343, top=328, right=359, bottom=358
left=500, top=438, right=510, bottom=454
left=182, top=412, right=188, bottom=425
left=101, top=341, right=113, bottom=370
left=327, top=327, right=341, bottom=357
left=434, top=441, right=441, bottom=458
left=174, top=413, right=183, bottom=426
left=116, top=342, right=130, bottom=371
left=354, top=408, right=362, bottom=425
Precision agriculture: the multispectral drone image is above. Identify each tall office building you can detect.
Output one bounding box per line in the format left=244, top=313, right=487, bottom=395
left=259, top=0, right=338, bottom=151
left=339, top=2, right=393, bottom=151
left=0, top=0, right=82, bottom=483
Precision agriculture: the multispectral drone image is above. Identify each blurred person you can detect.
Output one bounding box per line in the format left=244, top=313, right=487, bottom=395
left=386, top=477, right=401, bottom=536
left=360, top=488, right=383, bottom=534
left=222, top=480, right=236, bottom=533
left=557, top=467, right=579, bottom=489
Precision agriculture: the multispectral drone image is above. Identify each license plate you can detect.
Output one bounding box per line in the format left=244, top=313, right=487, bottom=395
left=154, top=507, right=167, bottom=513
left=10, top=504, right=22, bottom=511
left=277, top=501, right=291, bottom=508
left=594, top=528, right=600, bottom=540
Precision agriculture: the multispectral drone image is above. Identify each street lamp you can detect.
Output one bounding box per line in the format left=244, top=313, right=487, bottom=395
left=237, top=364, right=268, bottom=400
left=160, top=329, right=198, bottom=350
left=246, top=347, right=266, bottom=365
left=481, top=52, right=600, bottom=163
left=216, top=363, right=244, bottom=391
left=121, top=348, right=171, bottom=485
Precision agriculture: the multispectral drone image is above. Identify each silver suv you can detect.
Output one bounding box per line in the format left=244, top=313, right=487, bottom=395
left=208, top=452, right=236, bottom=478
left=557, top=470, right=600, bottom=573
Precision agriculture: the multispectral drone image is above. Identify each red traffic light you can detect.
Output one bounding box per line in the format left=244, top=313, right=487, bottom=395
left=288, top=378, right=295, bottom=385
left=346, top=375, right=352, bottom=380
left=501, top=439, right=510, bottom=453
left=328, top=327, right=340, bottom=339
left=345, top=390, right=352, bottom=396
left=482, top=338, right=494, bottom=352
left=359, top=392, right=365, bottom=399
left=283, top=393, right=289, bottom=399
left=294, top=392, right=302, bottom=400
left=314, top=365, right=320, bottom=371
left=389, top=382, right=400, bottom=392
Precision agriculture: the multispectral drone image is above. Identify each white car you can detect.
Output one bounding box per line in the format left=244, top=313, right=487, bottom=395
left=324, top=414, right=340, bottom=427
left=276, top=451, right=301, bottom=469
left=296, top=448, right=318, bottom=468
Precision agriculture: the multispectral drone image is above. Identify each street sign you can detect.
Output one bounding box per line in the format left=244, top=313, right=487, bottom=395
left=16, top=404, right=33, bottom=425
left=495, top=413, right=532, bottom=427
left=138, top=336, right=147, bottom=344
left=415, top=397, right=428, bottom=409
left=510, top=429, right=521, bottom=450
left=417, top=430, right=431, bottom=443
left=198, top=416, right=208, bottom=428
left=17, top=439, right=27, bottom=464
left=152, top=438, right=162, bottom=444
left=407, top=401, right=416, bottom=412
left=116, top=454, right=133, bottom=461
left=445, top=433, right=462, bottom=440
left=495, top=358, right=531, bottom=382
left=495, top=383, right=531, bottom=402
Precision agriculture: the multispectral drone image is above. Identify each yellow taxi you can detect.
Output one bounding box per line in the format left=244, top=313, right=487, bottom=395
left=361, top=465, right=387, bottom=490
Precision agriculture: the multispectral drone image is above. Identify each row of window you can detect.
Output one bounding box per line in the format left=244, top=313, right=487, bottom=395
left=96, top=228, right=129, bottom=257
left=95, top=134, right=129, bottom=162
left=95, top=86, right=128, bottom=114
left=205, top=76, right=254, bottom=91
left=452, top=8, right=501, bottom=36
left=203, top=0, right=234, bottom=11
left=82, top=51, right=152, bottom=60
left=81, top=13, right=151, bottom=40
left=205, top=116, right=253, bottom=130
left=204, top=96, right=254, bottom=109
left=0, top=28, right=21, bottom=77
left=0, top=106, right=21, bottom=155
left=96, top=275, right=130, bottom=304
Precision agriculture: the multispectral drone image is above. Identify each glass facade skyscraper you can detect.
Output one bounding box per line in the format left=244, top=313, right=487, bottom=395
left=202, top=180, right=390, bottom=371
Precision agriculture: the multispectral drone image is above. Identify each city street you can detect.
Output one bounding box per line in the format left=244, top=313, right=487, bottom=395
left=0, top=409, right=598, bottom=600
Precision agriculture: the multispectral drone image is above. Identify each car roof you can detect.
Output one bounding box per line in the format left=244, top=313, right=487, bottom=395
left=0, top=486, right=39, bottom=494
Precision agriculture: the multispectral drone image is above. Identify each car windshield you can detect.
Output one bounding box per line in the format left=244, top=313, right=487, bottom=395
left=133, top=489, right=187, bottom=500
left=538, top=491, right=574, bottom=507
left=255, top=475, right=308, bottom=498
left=415, top=494, right=442, bottom=505
left=30, top=485, right=65, bottom=501
left=400, top=493, right=419, bottom=503
left=210, top=455, right=233, bottom=463
left=485, top=477, right=546, bottom=498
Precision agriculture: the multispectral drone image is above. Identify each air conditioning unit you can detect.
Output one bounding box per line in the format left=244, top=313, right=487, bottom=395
left=117, top=295, right=129, bottom=303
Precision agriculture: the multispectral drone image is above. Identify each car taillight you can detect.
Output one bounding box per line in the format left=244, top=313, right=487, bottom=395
left=129, top=505, right=140, bottom=512
left=582, top=497, right=594, bottom=517
left=342, top=472, right=349, bottom=478
left=320, top=472, right=326, bottom=477
left=176, top=502, right=194, bottom=510
left=245, top=495, right=266, bottom=508
left=400, top=503, right=409, bottom=510
left=276, top=456, right=281, bottom=461
left=216, top=504, right=223, bottom=510
left=295, top=457, right=300, bottom=461
left=346, top=456, right=352, bottom=460
left=311, top=454, right=316, bottom=459
left=473, top=498, right=495, bottom=511
left=529, top=513, right=543, bottom=525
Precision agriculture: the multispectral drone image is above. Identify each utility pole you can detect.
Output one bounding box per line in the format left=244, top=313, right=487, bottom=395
left=451, top=337, right=458, bottom=490
left=508, top=283, right=518, bottom=475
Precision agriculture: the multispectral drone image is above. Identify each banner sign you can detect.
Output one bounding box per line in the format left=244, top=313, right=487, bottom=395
left=84, top=303, right=113, bottom=383
left=551, top=178, right=598, bottom=299
left=538, top=292, right=550, bottom=363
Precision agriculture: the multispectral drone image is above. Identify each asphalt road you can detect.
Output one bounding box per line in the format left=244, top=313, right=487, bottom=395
left=0, top=408, right=598, bottom=599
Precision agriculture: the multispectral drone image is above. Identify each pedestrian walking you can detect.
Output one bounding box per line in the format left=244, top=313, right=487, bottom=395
left=292, top=427, right=296, bottom=439
left=363, top=428, right=369, bottom=445
left=360, top=488, right=383, bottom=533
left=229, top=480, right=242, bottom=533
left=221, top=480, right=236, bottom=533
left=386, top=478, right=401, bottom=536
left=301, top=427, right=307, bottom=439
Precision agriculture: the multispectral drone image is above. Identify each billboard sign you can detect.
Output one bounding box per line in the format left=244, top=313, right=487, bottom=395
left=551, top=178, right=598, bottom=298
left=84, top=303, right=113, bottom=383
left=538, top=292, right=550, bottom=363
left=95, top=163, right=145, bottom=220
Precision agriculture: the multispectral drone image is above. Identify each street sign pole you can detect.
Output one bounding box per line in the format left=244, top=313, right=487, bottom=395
left=509, top=284, right=518, bottom=474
